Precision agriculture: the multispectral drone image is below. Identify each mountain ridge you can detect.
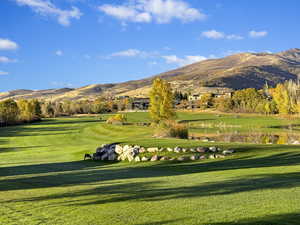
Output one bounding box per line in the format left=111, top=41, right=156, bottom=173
left=1, top=48, right=300, bottom=101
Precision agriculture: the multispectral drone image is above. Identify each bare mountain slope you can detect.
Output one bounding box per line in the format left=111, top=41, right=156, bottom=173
left=1, top=48, right=300, bottom=101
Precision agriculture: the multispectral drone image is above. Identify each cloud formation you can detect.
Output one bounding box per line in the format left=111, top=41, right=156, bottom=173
left=109, top=49, right=159, bottom=58
left=162, top=55, right=206, bottom=66
left=99, top=0, right=206, bottom=24
left=249, top=30, right=268, bottom=38
left=201, top=30, right=243, bottom=40
left=0, top=38, right=18, bottom=50
left=15, top=0, right=82, bottom=26
left=0, top=56, right=17, bottom=63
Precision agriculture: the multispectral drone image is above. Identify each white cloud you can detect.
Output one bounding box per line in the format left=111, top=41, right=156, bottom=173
left=201, top=30, right=243, bottom=40
left=249, top=30, right=268, bottom=38
left=201, top=30, right=225, bottom=39
left=99, top=0, right=206, bottom=24
left=0, top=71, right=9, bottom=75
left=226, top=34, right=244, bottom=40
left=109, top=49, right=159, bottom=58
left=55, top=50, right=63, bottom=56
left=0, top=38, right=18, bottom=50
left=111, top=49, right=142, bottom=57
left=0, top=56, right=17, bottom=63
left=15, top=0, right=82, bottom=26
left=162, top=55, right=206, bottom=66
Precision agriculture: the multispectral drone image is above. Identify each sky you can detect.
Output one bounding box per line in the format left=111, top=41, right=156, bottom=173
left=0, top=0, right=300, bottom=92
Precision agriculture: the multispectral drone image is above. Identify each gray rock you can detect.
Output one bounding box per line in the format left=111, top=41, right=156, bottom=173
left=222, top=149, right=235, bottom=155
left=196, top=147, right=208, bottom=153
left=177, top=156, right=188, bottom=161
left=115, top=145, right=123, bottom=154
left=215, top=154, right=225, bottom=159
left=190, top=155, right=199, bottom=160
left=108, top=153, right=117, bottom=161
left=139, top=147, right=146, bottom=153
left=209, top=146, right=217, bottom=152
left=167, top=147, right=173, bottom=152
left=147, top=147, right=159, bottom=153
left=174, top=146, right=181, bottom=152
left=134, top=156, right=141, bottom=162
left=127, top=154, right=134, bottom=162
left=160, top=156, right=170, bottom=161
left=150, top=155, right=159, bottom=161
left=199, top=155, right=206, bottom=160
left=101, top=153, right=108, bottom=160
left=141, top=156, right=149, bottom=161
left=209, top=154, right=216, bottom=159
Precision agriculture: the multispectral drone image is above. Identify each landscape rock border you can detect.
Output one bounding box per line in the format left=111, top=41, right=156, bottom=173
left=86, top=144, right=235, bottom=162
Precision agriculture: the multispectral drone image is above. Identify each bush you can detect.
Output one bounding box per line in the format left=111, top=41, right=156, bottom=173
left=106, top=114, right=127, bottom=125
left=155, top=120, right=189, bottom=139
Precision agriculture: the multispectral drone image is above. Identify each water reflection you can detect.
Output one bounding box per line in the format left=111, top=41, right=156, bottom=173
left=190, top=132, right=300, bottom=145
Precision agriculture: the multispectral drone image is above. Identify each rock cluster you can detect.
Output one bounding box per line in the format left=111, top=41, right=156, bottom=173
left=89, top=144, right=235, bottom=162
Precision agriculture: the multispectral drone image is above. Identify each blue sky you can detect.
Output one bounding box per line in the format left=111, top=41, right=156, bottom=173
left=0, top=0, right=299, bottom=92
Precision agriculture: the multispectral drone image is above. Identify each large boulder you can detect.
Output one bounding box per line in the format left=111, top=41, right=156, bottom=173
left=115, top=145, right=123, bottom=154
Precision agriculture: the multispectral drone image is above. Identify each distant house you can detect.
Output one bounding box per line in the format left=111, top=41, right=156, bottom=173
left=188, top=88, right=233, bottom=102
left=188, top=94, right=201, bottom=101
left=132, top=98, right=150, bottom=110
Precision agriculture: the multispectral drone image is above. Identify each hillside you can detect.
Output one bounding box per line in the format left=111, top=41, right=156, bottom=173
left=1, top=48, right=300, bottom=101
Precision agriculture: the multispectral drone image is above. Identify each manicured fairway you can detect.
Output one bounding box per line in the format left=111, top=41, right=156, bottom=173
left=1, top=112, right=300, bottom=225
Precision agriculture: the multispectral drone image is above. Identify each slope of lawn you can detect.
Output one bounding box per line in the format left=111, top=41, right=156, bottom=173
left=1, top=112, right=300, bottom=225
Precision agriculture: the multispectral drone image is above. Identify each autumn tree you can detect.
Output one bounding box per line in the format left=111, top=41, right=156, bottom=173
left=0, top=99, right=19, bottom=125
left=149, top=78, right=176, bottom=124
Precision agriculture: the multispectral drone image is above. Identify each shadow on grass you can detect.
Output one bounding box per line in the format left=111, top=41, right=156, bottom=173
left=0, top=125, right=77, bottom=137
left=0, top=145, right=48, bottom=154
left=1, top=150, right=300, bottom=192
left=4, top=171, right=300, bottom=207
left=38, top=118, right=101, bottom=126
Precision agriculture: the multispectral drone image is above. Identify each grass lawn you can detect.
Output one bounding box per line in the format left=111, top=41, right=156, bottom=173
left=1, top=112, right=300, bottom=225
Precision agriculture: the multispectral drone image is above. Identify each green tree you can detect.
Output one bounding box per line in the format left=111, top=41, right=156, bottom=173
left=149, top=78, right=176, bottom=124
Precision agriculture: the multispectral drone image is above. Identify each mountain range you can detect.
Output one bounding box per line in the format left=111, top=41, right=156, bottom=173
left=1, top=48, right=300, bottom=101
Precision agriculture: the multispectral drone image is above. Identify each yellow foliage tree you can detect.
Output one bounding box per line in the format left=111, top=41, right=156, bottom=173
left=149, top=78, right=176, bottom=124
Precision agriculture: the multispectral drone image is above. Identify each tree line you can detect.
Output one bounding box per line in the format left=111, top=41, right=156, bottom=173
left=0, top=97, right=133, bottom=126
left=179, top=80, right=300, bottom=115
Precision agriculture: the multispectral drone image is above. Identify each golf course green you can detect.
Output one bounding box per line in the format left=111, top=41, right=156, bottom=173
left=1, top=112, right=300, bottom=225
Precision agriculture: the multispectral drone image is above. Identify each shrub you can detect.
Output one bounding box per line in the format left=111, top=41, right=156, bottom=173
left=155, top=120, right=189, bottom=139
left=106, top=114, right=127, bottom=125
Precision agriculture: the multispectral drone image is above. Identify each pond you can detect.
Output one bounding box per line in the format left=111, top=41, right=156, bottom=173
left=190, top=132, right=300, bottom=145
left=189, top=124, right=300, bottom=145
